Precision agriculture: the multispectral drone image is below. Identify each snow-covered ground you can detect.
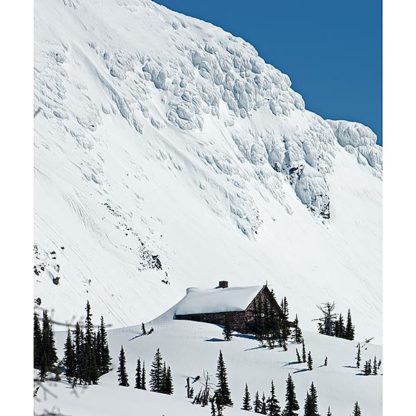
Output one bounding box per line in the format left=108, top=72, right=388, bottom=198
left=34, top=0, right=382, bottom=343
left=34, top=318, right=382, bottom=415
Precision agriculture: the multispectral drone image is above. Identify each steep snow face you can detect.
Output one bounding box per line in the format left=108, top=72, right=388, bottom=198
left=34, top=0, right=382, bottom=339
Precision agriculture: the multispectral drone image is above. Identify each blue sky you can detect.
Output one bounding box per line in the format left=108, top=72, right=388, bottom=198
left=154, top=0, right=382, bottom=145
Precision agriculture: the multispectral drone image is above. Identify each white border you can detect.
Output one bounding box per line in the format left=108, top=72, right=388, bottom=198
left=0, top=0, right=414, bottom=413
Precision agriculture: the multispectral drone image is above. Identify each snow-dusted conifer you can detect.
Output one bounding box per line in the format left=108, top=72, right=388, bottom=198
left=242, top=383, right=252, bottom=411
left=253, top=391, right=261, bottom=413
left=150, top=348, right=163, bottom=392
left=215, top=350, right=233, bottom=406
left=223, top=314, right=232, bottom=341
left=117, top=346, right=129, bottom=386
left=283, top=373, right=299, bottom=416
left=63, top=329, right=76, bottom=382
left=352, top=401, right=361, bottom=416
left=345, top=309, right=355, bottom=340
left=266, top=380, right=281, bottom=416
left=307, top=351, right=313, bottom=370
left=135, top=358, right=142, bottom=389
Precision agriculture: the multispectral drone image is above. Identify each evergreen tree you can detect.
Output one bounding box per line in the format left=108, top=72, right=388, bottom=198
left=99, top=316, right=111, bottom=374
left=117, top=346, right=129, bottom=386
left=63, top=329, right=76, bottom=382
left=303, top=383, right=319, bottom=416
left=352, top=402, right=361, bottom=416
left=33, top=312, right=43, bottom=369
left=316, top=302, right=337, bottom=336
left=162, top=366, right=173, bottom=395
left=266, top=380, right=281, bottom=416
left=253, top=391, right=261, bottom=413
left=363, top=359, right=372, bottom=376
left=215, top=350, right=233, bottom=407
left=356, top=344, right=361, bottom=368
left=283, top=373, right=299, bottom=416
left=223, top=314, right=232, bottom=341
left=324, top=357, right=328, bottom=367
left=292, top=315, right=303, bottom=344
left=345, top=309, right=355, bottom=340
left=135, top=358, right=142, bottom=389
left=141, top=322, right=147, bottom=335
left=334, top=314, right=345, bottom=338
left=211, top=398, right=217, bottom=416
left=372, top=357, right=378, bottom=375
left=74, top=322, right=85, bottom=383
left=296, top=348, right=301, bottom=363
left=261, top=393, right=267, bottom=414
left=326, top=406, right=332, bottom=416
left=40, top=310, right=58, bottom=377
left=141, top=361, right=146, bottom=390
left=307, top=352, right=313, bottom=371
left=242, top=384, right=252, bottom=411
left=84, top=301, right=98, bottom=384
left=94, top=329, right=102, bottom=376
left=301, top=340, right=307, bottom=363
left=150, top=348, right=163, bottom=392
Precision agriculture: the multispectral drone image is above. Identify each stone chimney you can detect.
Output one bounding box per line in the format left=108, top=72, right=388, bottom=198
left=217, top=280, right=228, bottom=289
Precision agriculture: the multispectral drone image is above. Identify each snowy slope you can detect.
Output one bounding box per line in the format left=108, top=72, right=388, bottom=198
left=34, top=0, right=382, bottom=340
left=34, top=320, right=382, bottom=416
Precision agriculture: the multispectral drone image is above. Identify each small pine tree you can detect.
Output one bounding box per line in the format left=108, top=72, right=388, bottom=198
left=283, top=373, right=299, bottom=416
left=307, top=352, right=313, bottom=371
left=117, top=346, right=129, bottom=386
left=141, top=322, right=146, bottom=335
left=266, top=380, right=281, bottom=416
left=150, top=348, right=163, bottom=392
left=163, top=366, right=174, bottom=395
left=324, top=357, right=328, bottom=366
left=356, top=344, right=361, bottom=368
left=253, top=391, right=261, bottom=413
left=261, top=393, right=267, bottom=414
left=326, top=406, right=332, bottom=416
left=41, top=310, right=58, bottom=374
left=364, top=359, right=372, bottom=376
left=292, top=315, right=303, bottom=343
left=99, top=316, right=111, bottom=374
left=135, top=358, right=142, bottom=389
left=33, top=312, right=43, bottom=369
left=141, top=361, right=146, bottom=390
left=372, top=356, right=378, bottom=375
left=223, top=315, right=232, bottom=341
left=352, top=401, right=361, bottom=416
left=215, top=350, right=233, bottom=407
left=74, top=322, right=85, bottom=383
left=303, top=383, right=319, bottom=416
left=296, top=348, right=301, bottom=363
left=345, top=309, right=355, bottom=340
left=211, top=398, right=217, bottom=416
left=84, top=301, right=98, bottom=384
left=242, top=383, right=252, bottom=411
left=301, top=340, right=307, bottom=363
left=63, top=329, right=76, bottom=382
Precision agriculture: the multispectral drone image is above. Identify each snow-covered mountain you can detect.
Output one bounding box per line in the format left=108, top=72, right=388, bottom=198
left=34, top=0, right=382, bottom=340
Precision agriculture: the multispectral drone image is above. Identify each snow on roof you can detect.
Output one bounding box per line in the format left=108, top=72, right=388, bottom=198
left=175, top=285, right=264, bottom=315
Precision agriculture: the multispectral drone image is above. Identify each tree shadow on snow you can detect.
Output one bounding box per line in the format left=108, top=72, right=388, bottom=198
left=205, top=337, right=226, bottom=342
left=293, top=368, right=310, bottom=374
left=233, top=333, right=256, bottom=341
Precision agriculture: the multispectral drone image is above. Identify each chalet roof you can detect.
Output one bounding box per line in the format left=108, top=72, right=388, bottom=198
left=175, top=285, right=264, bottom=315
